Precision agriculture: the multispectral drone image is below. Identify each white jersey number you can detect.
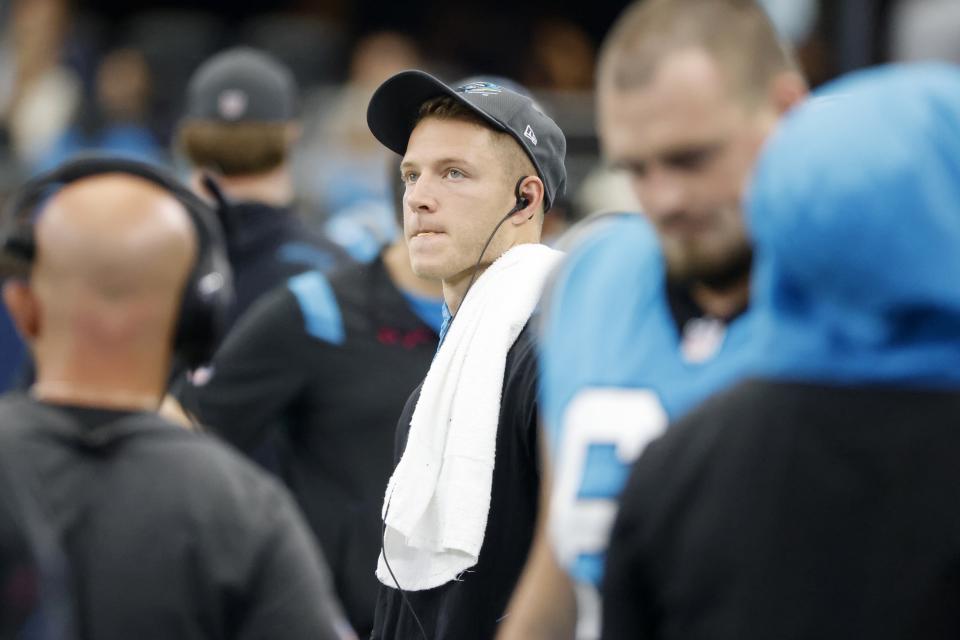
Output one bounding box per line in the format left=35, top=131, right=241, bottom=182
left=549, top=388, right=668, bottom=638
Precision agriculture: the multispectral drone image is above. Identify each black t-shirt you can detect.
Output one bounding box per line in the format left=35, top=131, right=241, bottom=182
left=0, top=395, right=348, bottom=640
left=371, top=323, right=541, bottom=640
left=604, top=380, right=960, bottom=640
left=223, top=201, right=352, bottom=331
left=178, top=255, right=439, bottom=636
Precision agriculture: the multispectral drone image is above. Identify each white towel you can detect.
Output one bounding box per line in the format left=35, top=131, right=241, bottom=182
left=376, top=242, right=563, bottom=591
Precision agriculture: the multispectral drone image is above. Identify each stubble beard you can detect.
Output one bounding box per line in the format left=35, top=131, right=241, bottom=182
left=663, top=236, right=753, bottom=291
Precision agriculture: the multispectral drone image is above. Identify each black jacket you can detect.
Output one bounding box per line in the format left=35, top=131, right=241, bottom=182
left=179, top=255, right=439, bottom=636
left=0, top=395, right=347, bottom=640
left=604, top=380, right=960, bottom=640
left=222, top=201, right=351, bottom=331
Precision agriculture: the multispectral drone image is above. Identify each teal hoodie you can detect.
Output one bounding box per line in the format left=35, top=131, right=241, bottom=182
left=746, top=63, right=960, bottom=387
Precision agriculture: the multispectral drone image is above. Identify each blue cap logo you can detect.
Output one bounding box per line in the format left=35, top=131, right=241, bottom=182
left=457, top=81, right=503, bottom=95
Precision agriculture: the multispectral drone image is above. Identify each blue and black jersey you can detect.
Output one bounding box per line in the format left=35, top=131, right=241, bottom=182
left=178, top=254, right=440, bottom=637
left=602, top=64, right=960, bottom=640
left=539, top=214, right=752, bottom=636
left=221, top=201, right=353, bottom=331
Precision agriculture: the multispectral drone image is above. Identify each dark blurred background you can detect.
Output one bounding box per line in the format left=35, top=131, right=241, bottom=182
left=3, top=0, right=959, bottom=225
left=1, top=0, right=958, bottom=391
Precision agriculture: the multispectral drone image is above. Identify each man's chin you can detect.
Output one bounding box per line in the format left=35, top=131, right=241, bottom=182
left=410, top=260, right=449, bottom=282
left=665, top=245, right=753, bottom=290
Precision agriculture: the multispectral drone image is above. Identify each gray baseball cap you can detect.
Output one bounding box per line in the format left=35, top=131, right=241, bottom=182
left=185, top=47, right=297, bottom=123
left=366, top=70, right=567, bottom=211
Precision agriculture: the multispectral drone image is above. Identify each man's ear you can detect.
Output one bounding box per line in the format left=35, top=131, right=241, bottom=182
left=511, top=176, right=545, bottom=226
left=3, top=280, right=40, bottom=342
left=769, top=70, right=808, bottom=116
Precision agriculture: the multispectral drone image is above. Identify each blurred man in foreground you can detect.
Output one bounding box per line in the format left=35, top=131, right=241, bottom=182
left=0, top=158, right=353, bottom=639
left=605, top=62, right=960, bottom=640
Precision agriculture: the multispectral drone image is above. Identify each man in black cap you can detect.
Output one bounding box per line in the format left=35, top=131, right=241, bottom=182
left=365, top=72, right=567, bottom=640
left=179, top=46, right=350, bottom=330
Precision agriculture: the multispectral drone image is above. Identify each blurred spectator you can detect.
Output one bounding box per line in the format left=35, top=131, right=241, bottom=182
left=2, top=0, right=81, bottom=168
left=122, top=9, right=225, bottom=144
left=523, top=18, right=596, bottom=92
left=890, top=0, right=960, bottom=63
left=296, top=31, right=421, bottom=262
left=573, top=166, right=643, bottom=217
left=758, top=0, right=819, bottom=45
left=38, top=48, right=163, bottom=171
left=0, top=164, right=352, bottom=640
left=240, top=13, right=349, bottom=88
left=178, top=47, right=352, bottom=331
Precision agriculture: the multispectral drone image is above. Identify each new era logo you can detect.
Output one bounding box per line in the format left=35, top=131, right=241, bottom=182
left=218, top=89, right=248, bottom=120
left=524, top=124, right=538, bottom=146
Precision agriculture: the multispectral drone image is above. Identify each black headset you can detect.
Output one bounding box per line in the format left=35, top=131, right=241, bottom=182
left=0, top=155, right=234, bottom=371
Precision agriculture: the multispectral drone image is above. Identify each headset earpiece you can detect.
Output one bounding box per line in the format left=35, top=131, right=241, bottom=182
left=513, top=176, right=531, bottom=211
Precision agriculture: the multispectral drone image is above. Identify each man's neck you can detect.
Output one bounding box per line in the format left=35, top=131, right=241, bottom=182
left=442, top=237, right=541, bottom=315
left=32, top=354, right=168, bottom=412
left=382, top=241, right=442, bottom=299
left=208, top=165, right=294, bottom=206
left=32, top=380, right=162, bottom=412
left=442, top=266, right=486, bottom=316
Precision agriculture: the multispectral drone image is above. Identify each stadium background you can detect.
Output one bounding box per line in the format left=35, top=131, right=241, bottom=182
left=1, top=0, right=958, bottom=389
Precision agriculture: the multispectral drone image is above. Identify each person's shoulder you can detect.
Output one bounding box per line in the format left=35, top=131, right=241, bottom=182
left=543, top=213, right=665, bottom=333
left=323, top=253, right=378, bottom=292
left=0, top=394, right=47, bottom=441
left=556, top=212, right=662, bottom=281
left=539, top=214, right=671, bottom=439
left=138, top=420, right=297, bottom=518
left=633, top=379, right=769, bottom=488
left=285, top=269, right=348, bottom=346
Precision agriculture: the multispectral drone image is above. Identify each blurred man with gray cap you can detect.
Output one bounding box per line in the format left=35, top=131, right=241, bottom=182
left=178, top=47, right=350, bottom=330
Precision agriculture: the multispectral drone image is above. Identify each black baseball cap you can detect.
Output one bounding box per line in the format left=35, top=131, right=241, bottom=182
left=366, top=70, right=567, bottom=211
left=184, top=47, right=297, bottom=123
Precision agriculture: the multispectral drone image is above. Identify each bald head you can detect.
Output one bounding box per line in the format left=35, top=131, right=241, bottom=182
left=33, top=174, right=197, bottom=305
left=3, top=174, right=200, bottom=405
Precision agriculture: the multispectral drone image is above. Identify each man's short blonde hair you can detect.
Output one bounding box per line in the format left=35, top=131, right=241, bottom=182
left=177, top=121, right=289, bottom=176
left=599, top=0, right=800, bottom=107
left=415, top=96, right=540, bottom=207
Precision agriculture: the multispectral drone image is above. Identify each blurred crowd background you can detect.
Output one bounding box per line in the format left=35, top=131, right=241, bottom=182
left=0, top=0, right=957, bottom=317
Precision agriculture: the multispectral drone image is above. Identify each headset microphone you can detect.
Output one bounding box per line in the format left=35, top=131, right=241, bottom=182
left=454, top=176, right=532, bottom=316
